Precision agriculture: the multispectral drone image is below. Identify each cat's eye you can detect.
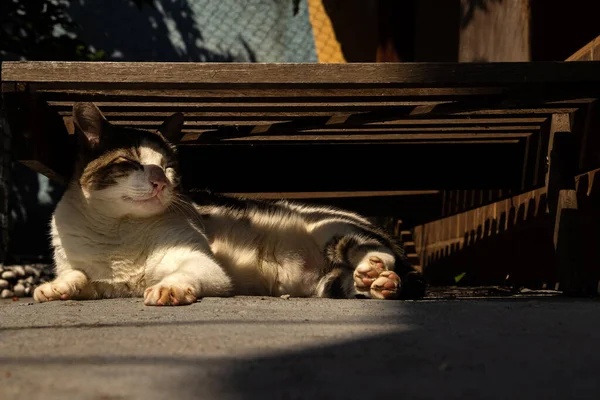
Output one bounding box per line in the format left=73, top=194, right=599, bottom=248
left=113, top=157, right=142, bottom=170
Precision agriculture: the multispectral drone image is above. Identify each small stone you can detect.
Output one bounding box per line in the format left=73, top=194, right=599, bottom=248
left=0, top=279, right=8, bottom=289
left=1, top=289, right=14, bottom=298
left=24, top=286, right=32, bottom=296
left=25, top=276, right=35, bottom=284
left=280, top=294, right=291, bottom=300
left=24, top=266, right=41, bottom=278
left=13, top=284, right=25, bottom=297
left=11, top=266, right=26, bottom=277
left=1, top=271, right=16, bottom=280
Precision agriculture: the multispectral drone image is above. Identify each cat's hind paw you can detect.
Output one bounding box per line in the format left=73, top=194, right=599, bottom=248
left=353, top=256, right=387, bottom=291
left=353, top=254, right=401, bottom=300
left=370, top=271, right=401, bottom=299
left=144, top=284, right=197, bottom=306
left=33, top=281, right=79, bottom=302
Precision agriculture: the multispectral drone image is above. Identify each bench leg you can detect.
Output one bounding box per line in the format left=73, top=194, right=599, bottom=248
left=546, top=115, right=587, bottom=295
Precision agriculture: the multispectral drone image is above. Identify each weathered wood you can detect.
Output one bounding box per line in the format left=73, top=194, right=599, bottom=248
left=298, top=126, right=540, bottom=132
left=364, top=117, right=547, bottom=125
left=546, top=127, right=586, bottom=295
left=203, top=134, right=527, bottom=143
left=4, top=61, right=600, bottom=85
left=414, top=186, right=554, bottom=287
left=32, top=86, right=507, bottom=97
left=186, top=139, right=522, bottom=145
left=567, top=35, right=600, bottom=62
left=459, top=0, right=531, bottom=62
left=218, top=190, right=439, bottom=199
left=48, top=100, right=444, bottom=108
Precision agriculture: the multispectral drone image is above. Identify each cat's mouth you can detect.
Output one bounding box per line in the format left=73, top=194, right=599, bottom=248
left=122, top=194, right=164, bottom=205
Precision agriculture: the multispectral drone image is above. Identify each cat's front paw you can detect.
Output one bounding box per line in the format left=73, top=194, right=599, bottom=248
left=33, top=281, right=79, bottom=302
left=144, top=284, right=197, bottom=306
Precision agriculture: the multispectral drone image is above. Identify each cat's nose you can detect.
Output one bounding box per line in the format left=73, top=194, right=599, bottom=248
left=146, top=164, right=168, bottom=194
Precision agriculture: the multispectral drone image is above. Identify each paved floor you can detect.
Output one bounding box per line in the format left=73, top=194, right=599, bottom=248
left=1, top=295, right=600, bottom=400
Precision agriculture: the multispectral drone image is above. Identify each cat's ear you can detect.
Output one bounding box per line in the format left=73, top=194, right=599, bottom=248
left=157, top=112, right=185, bottom=144
left=72, top=102, right=108, bottom=147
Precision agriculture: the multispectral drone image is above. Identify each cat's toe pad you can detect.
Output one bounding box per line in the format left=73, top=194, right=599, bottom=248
left=353, top=256, right=387, bottom=290
left=144, top=284, right=197, bottom=306
left=370, top=271, right=401, bottom=299
left=33, top=281, right=78, bottom=302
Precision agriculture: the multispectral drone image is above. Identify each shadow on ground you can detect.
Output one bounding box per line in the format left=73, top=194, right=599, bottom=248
left=1, top=297, right=599, bottom=399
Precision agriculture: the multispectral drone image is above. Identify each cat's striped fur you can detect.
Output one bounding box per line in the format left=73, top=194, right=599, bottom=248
left=33, top=103, right=425, bottom=306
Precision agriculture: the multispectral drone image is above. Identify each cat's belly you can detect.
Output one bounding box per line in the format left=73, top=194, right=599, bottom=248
left=208, top=233, right=325, bottom=297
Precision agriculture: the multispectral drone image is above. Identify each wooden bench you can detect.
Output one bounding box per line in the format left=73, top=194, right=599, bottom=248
left=2, top=60, right=600, bottom=293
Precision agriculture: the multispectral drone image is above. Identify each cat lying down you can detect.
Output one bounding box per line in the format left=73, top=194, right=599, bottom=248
left=33, top=103, right=425, bottom=306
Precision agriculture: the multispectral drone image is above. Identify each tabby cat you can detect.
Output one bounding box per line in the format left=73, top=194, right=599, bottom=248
left=33, top=103, right=425, bottom=306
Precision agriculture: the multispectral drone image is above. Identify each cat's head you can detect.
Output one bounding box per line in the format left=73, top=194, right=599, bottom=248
left=72, top=102, right=184, bottom=218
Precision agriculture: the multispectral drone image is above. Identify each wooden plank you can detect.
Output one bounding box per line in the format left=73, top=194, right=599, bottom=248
left=567, top=35, right=600, bottom=61
left=364, top=117, right=548, bottom=125
left=185, top=139, right=522, bottom=145
left=32, top=86, right=508, bottom=97
left=216, top=190, right=440, bottom=199
left=546, top=129, right=585, bottom=295
left=113, top=120, right=290, bottom=127
left=4, top=61, right=600, bottom=85
left=298, top=126, right=541, bottom=132
left=57, top=110, right=354, bottom=118
left=204, top=134, right=526, bottom=143
left=47, top=100, right=445, bottom=108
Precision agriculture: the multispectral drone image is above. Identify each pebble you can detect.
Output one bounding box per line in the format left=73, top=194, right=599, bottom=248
left=280, top=294, right=291, bottom=300
left=0, top=264, right=54, bottom=298
left=24, top=266, right=41, bottom=278
left=11, top=266, right=26, bottom=277
left=13, top=284, right=25, bottom=297
left=1, top=271, right=16, bottom=280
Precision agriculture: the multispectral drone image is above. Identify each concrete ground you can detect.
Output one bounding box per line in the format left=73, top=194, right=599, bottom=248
left=1, top=295, right=600, bottom=400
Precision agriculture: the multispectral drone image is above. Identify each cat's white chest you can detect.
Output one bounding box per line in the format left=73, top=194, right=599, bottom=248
left=52, top=214, right=152, bottom=288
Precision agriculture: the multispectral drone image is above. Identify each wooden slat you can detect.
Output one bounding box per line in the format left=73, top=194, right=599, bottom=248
left=365, top=117, right=548, bottom=125
left=32, top=86, right=507, bottom=97
left=47, top=100, right=445, bottom=108
left=112, top=120, right=290, bottom=127
left=299, top=126, right=541, bottom=132
left=57, top=110, right=352, bottom=118
left=4, top=61, right=600, bottom=85
left=217, top=190, right=440, bottom=199
left=567, top=35, right=600, bottom=62
left=204, top=134, right=527, bottom=143
left=183, top=139, right=522, bottom=145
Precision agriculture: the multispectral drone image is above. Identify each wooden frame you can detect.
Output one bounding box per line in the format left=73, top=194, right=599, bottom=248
left=2, top=60, right=600, bottom=292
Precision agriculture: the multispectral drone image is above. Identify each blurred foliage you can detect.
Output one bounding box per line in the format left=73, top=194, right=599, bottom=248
left=0, top=0, right=152, bottom=61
